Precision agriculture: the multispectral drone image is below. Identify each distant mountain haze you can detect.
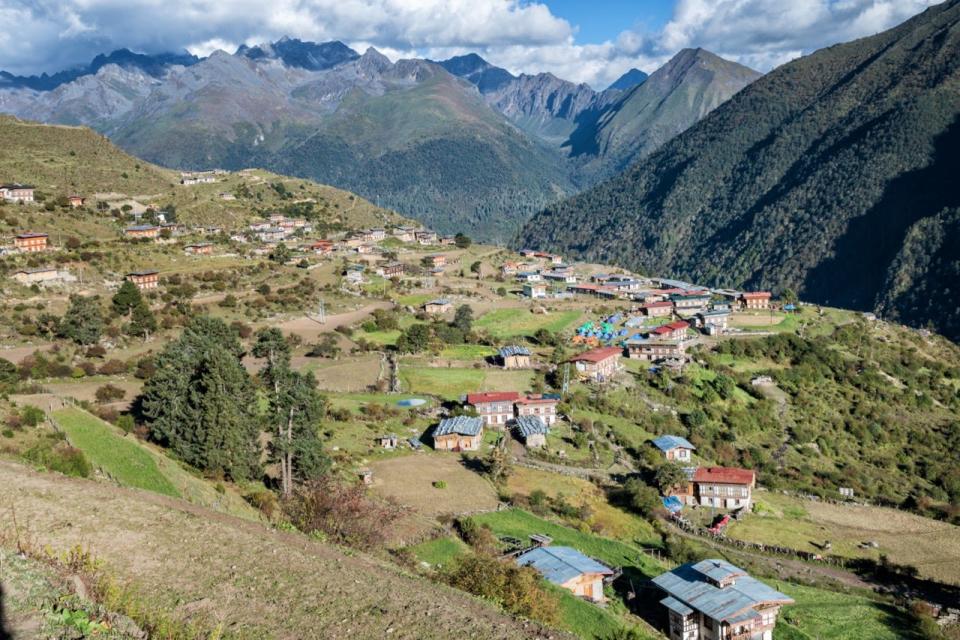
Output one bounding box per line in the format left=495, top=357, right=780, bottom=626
left=519, top=0, right=960, bottom=340
left=0, top=38, right=757, bottom=239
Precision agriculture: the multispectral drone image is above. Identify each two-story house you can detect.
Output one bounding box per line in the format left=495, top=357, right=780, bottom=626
left=466, top=392, right=520, bottom=427
left=652, top=559, right=794, bottom=640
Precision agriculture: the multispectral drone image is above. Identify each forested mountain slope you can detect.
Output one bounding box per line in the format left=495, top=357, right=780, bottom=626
left=519, top=0, right=960, bottom=340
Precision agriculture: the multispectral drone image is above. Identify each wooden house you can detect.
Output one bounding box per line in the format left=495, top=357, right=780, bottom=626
left=625, top=338, right=686, bottom=362
left=515, top=394, right=559, bottom=426
left=14, top=232, right=48, bottom=252
left=649, top=320, right=690, bottom=341
left=642, top=300, right=674, bottom=317
left=516, top=546, right=614, bottom=603
left=124, top=225, right=161, bottom=239
left=424, top=254, right=446, bottom=268
left=11, top=267, right=61, bottom=285
left=423, top=298, right=452, bottom=315
left=467, top=391, right=520, bottom=427
left=377, top=262, right=405, bottom=278
left=432, top=416, right=484, bottom=451
left=739, top=291, right=772, bottom=310
left=310, top=240, right=334, bottom=255
left=693, top=467, right=756, bottom=509
left=126, top=270, right=160, bottom=290
left=652, top=559, right=794, bottom=640
left=671, top=292, right=712, bottom=311
left=569, top=346, right=623, bottom=382
left=513, top=415, right=549, bottom=448
left=522, top=283, right=547, bottom=299
left=498, top=345, right=531, bottom=369
left=415, top=230, right=438, bottom=245
left=184, top=243, right=214, bottom=255
left=0, top=184, right=35, bottom=203
left=376, top=434, right=399, bottom=449
left=651, top=435, right=695, bottom=463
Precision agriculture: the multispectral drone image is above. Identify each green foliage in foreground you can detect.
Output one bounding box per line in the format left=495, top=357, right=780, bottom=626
left=51, top=408, right=178, bottom=497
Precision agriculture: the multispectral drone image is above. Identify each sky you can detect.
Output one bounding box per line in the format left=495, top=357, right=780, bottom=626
left=0, top=0, right=943, bottom=88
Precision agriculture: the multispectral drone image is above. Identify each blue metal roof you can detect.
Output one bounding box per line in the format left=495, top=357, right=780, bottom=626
left=662, top=496, right=684, bottom=513
left=514, top=415, right=549, bottom=437
left=652, top=435, right=696, bottom=452
left=516, top=546, right=613, bottom=585
left=426, top=298, right=450, bottom=305
left=434, top=416, right=483, bottom=437
left=499, top=345, right=531, bottom=357
left=661, top=596, right=694, bottom=617
left=652, top=560, right=794, bottom=623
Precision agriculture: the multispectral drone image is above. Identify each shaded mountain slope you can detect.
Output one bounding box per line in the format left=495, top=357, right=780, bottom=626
left=519, top=0, right=960, bottom=340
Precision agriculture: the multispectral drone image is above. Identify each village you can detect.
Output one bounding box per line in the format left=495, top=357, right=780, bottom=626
left=1, top=168, right=958, bottom=640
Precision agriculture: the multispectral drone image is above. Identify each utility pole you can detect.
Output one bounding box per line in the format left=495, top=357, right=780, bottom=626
left=317, top=297, right=326, bottom=324
left=561, top=362, right=570, bottom=396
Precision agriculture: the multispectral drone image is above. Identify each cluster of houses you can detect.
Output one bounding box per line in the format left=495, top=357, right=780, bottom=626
left=179, top=170, right=224, bottom=185
left=427, top=391, right=561, bottom=452
left=511, top=534, right=792, bottom=640
left=651, top=435, right=758, bottom=511
left=248, top=213, right=312, bottom=244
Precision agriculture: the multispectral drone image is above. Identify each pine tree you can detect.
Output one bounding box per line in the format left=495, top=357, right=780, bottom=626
left=127, top=300, right=157, bottom=339
left=112, top=279, right=143, bottom=315
left=58, top=295, right=104, bottom=345
left=141, top=316, right=260, bottom=480
left=253, top=328, right=328, bottom=495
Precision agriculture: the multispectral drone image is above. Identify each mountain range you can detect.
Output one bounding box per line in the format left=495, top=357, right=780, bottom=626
left=0, top=39, right=757, bottom=239
left=519, top=0, right=960, bottom=340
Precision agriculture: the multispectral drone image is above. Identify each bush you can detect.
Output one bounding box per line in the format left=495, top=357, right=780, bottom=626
left=98, top=359, right=128, bottom=375
left=23, top=440, right=92, bottom=478
left=116, top=414, right=135, bottom=434
left=443, top=554, right=560, bottom=626
left=433, top=480, right=447, bottom=489
left=94, top=384, right=126, bottom=404
left=283, top=476, right=404, bottom=551
left=20, top=405, right=45, bottom=427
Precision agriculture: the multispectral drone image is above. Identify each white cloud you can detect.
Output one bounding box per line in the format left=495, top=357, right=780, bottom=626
left=0, top=0, right=944, bottom=88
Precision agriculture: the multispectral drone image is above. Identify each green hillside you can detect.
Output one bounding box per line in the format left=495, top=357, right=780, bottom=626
left=273, top=72, right=574, bottom=240
left=519, top=0, right=960, bottom=340
left=0, top=115, right=404, bottom=232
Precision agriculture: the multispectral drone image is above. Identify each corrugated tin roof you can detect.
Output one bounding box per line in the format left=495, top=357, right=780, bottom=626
left=661, top=596, right=694, bottom=616
left=693, top=467, right=755, bottom=485
left=652, top=560, right=793, bottom=623
left=514, top=415, right=549, bottom=437
left=434, top=416, right=483, bottom=437
left=499, top=345, right=531, bottom=357
left=467, top=391, right=520, bottom=404
left=652, top=435, right=696, bottom=452
left=516, top=546, right=613, bottom=585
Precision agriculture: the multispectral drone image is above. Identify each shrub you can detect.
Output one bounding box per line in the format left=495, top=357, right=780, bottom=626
left=443, top=555, right=560, bottom=626
left=20, top=405, right=45, bottom=427
left=23, top=440, right=92, bottom=478
left=433, top=480, right=447, bottom=489
left=98, top=359, right=128, bottom=375
left=283, top=476, right=404, bottom=551
left=95, top=384, right=126, bottom=404
left=116, top=414, right=135, bottom=434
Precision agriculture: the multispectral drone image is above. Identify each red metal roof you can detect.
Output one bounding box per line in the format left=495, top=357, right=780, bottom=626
left=467, top=392, right=520, bottom=404
left=569, top=346, right=622, bottom=363
left=16, top=232, right=48, bottom=239
left=693, top=467, right=756, bottom=485
left=644, top=301, right=673, bottom=308
left=651, top=321, right=690, bottom=335
left=741, top=291, right=771, bottom=299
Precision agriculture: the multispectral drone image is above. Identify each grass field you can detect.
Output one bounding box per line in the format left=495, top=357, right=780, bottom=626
left=778, top=583, right=921, bottom=639
left=51, top=407, right=179, bottom=497
left=727, top=491, right=960, bottom=584
left=409, top=536, right=470, bottom=568
left=440, top=344, right=498, bottom=360
left=399, top=365, right=534, bottom=400
left=370, top=454, right=500, bottom=519
left=475, top=308, right=583, bottom=339
left=505, top=467, right=661, bottom=546
left=471, top=509, right=665, bottom=579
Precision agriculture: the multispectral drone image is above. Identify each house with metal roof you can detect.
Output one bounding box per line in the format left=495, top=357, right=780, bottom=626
left=513, top=415, right=549, bottom=448
left=467, top=391, right=520, bottom=427
left=652, top=435, right=696, bottom=463
left=432, top=416, right=484, bottom=451
left=498, top=345, right=531, bottom=369
left=423, top=298, right=452, bottom=315
left=652, top=559, right=794, bottom=640
left=516, top=546, right=614, bottom=602
left=693, top=467, right=757, bottom=510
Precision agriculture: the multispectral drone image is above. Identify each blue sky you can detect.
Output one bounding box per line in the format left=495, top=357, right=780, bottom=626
left=0, top=0, right=942, bottom=88
left=547, top=0, right=675, bottom=42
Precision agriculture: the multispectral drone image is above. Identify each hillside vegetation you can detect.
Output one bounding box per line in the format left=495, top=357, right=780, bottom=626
left=519, top=0, right=960, bottom=340
left=0, top=461, right=568, bottom=639
left=0, top=115, right=403, bottom=231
